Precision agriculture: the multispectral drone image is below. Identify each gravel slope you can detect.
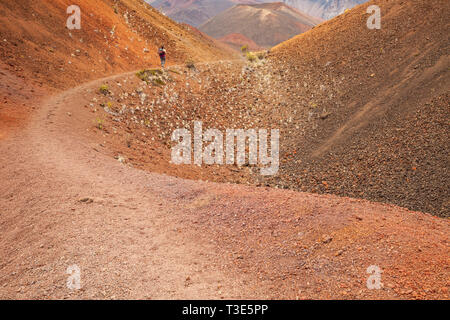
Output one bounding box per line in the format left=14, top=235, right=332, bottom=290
left=0, top=70, right=448, bottom=299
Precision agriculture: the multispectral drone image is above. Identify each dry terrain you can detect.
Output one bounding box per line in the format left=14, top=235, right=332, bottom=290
left=281, top=0, right=367, bottom=20
left=0, top=0, right=448, bottom=299
left=199, top=2, right=322, bottom=48
left=146, top=0, right=268, bottom=27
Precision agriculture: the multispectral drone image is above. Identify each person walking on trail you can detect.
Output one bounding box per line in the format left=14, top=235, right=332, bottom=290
left=158, top=46, right=166, bottom=68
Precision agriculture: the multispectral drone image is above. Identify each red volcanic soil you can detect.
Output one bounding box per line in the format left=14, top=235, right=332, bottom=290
left=266, top=0, right=450, bottom=216
left=0, top=0, right=448, bottom=300
left=179, top=23, right=239, bottom=55
left=0, top=0, right=237, bottom=137
left=0, top=68, right=448, bottom=299
left=219, top=33, right=263, bottom=51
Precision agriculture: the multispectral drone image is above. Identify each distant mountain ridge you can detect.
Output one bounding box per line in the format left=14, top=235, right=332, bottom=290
left=218, top=33, right=263, bottom=52
left=145, top=0, right=367, bottom=26
left=281, top=0, right=367, bottom=20
left=199, top=2, right=322, bottom=48
left=146, top=0, right=266, bottom=27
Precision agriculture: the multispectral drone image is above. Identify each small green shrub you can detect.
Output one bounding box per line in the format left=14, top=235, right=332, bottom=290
left=246, top=52, right=257, bottom=62
left=96, top=118, right=104, bottom=130
left=152, top=78, right=166, bottom=86
left=105, top=101, right=119, bottom=113
left=136, top=69, right=163, bottom=83
left=256, top=51, right=265, bottom=60
left=149, top=68, right=163, bottom=75
left=136, top=71, right=145, bottom=81
left=241, top=44, right=248, bottom=53
left=99, top=84, right=109, bottom=95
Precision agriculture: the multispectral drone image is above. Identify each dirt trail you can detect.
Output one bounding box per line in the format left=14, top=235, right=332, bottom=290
left=0, top=69, right=448, bottom=299
left=0, top=71, right=257, bottom=299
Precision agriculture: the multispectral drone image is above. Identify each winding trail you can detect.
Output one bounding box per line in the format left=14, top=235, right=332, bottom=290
left=0, top=70, right=448, bottom=299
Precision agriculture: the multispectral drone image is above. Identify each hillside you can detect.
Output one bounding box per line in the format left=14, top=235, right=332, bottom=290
left=146, top=0, right=368, bottom=25
left=0, top=0, right=448, bottom=300
left=282, top=0, right=367, bottom=19
left=146, top=0, right=266, bottom=27
left=0, top=0, right=236, bottom=90
left=0, top=0, right=237, bottom=135
left=83, top=0, right=449, bottom=216
left=219, top=33, right=263, bottom=51
left=199, top=2, right=322, bottom=48
left=263, top=0, right=449, bottom=216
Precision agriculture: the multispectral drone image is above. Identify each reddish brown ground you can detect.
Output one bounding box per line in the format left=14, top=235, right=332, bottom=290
left=0, top=0, right=448, bottom=299
left=0, top=0, right=237, bottom=138
left=0, top=71, right=448, bottom=299
left=218, top=33, right=263, bottom=52
left=87, top=0, right=450, bottom=217
left=266, top=0, right=450, bottom=217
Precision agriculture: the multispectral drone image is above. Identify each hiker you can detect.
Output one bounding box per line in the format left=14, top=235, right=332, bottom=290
left=158, top=45, right=166, bottom=68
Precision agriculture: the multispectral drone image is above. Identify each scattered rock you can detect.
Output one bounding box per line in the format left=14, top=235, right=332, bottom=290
left=79, top=197, right=93, bottom=204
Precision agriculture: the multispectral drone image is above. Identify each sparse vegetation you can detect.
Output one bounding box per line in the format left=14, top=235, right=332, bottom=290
left=136, top=69, right=165, bottom=84
left=150, top=68, right=163, bottom=75
left=136, top=69, right=168, bottom=87
left=241, top=44, right=248, bottom=53
left=256, top=51, right=266, bottom=60
left=103, top=101, right=119, bottom=113
left=246, top=52, right=257, bottom=62
left=152, top=78, right=166, bottom=86
left=136, top=69, right=160, bottom=80
left=95, top=118, right=104, bottom=130
left=244, top=50, right=266, bottom=63
left=99, top=84, right=109, bottom=95
left=136, top=70, right=146, bottom=80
